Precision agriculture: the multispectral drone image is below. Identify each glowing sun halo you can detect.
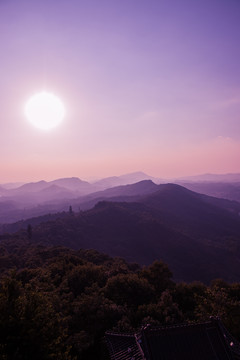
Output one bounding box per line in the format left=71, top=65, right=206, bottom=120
left=25, top=92, right=65, bottom=130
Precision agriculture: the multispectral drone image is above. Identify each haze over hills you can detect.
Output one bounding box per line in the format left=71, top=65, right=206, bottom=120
left=176, top=173, right=240, bottom=183
left=6, top=177, right=94, bottom=195
left=1, top=171, right=240, bottom=225
left=92, top=171, right=162, bottom=189
left=173, top=173, right=240, bottom=202
left=67, top=180, right=160, bottom=212
left=0, top=172, right=158, bottom=198
left=0, top=172, right=160, bottom=223
left=175, top=181, right=240, bottom=202
left=1, top=183, right=240, bottom=283
left=0, top=180, right=160, bottom=225
left=0, top=182, right=25, bottom=190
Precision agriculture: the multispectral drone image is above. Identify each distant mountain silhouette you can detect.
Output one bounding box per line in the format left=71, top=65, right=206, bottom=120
left=1, top=184, right=240, bottom=283
left=0, top=182, right=25, bottom=190
left=11, top=180, right=49, bottom=193
left=7, top=177, right=93, bottom=195
left=0, top=177, right=96, bottom=223
left=93, top=171, right=160, bottom=189
left=0, top=180, right=158, bottom=229
left=0, top=180, right=160, bottom=224
left=139, top=184, right=240, bottom=240
left=69, top=180, right=159, bottom=210
left=1, top=172, right=240, bottom=226
left=37, top=185, right=76, bottom=201
left=49, top=177, right=93, bottom=192
left=176, top=181, right=240, bottom=202
left=96, top=179, right=159, bottom=196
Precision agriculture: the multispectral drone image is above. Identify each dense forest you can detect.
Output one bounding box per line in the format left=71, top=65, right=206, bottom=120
left=0, top=236, right=240, bottom=359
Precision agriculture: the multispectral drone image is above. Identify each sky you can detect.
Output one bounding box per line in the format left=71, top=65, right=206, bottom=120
left=0, top=0, right=240, bottom=182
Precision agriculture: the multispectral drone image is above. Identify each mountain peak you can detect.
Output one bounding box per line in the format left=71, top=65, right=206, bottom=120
left=49, top=177, right=91, bottom=191
left=16, top=180, right=48, bottom=192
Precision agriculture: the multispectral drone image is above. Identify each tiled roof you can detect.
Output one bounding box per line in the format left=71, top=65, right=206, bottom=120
left=142, top=320, right=234, bottom=360
left=105, top=332, right=145, bottom=360
left=106, top=318, right=240, bottom=360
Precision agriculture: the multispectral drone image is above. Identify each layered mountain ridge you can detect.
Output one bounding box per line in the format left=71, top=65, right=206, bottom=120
left=1, top=171, right=240, bottom=224
left=1, top=182, right=240, bottom=283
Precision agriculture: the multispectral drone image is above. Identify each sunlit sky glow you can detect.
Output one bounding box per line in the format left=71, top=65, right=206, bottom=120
left=25, top=92, right=65, bottom=131
left=1, top=0, right=240, bottom=182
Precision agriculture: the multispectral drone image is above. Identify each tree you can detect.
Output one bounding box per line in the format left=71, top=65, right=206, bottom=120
left=104, top=273, right=154, bottom=307
left=0, top=273, right=71, bottom=359
left=138, top=290, right=183, bottom=325
left=139, top=260, right=174, bottom=296
left=195, top=284, right=240, bottom=339
left=27, top=224, right=32, bottom=240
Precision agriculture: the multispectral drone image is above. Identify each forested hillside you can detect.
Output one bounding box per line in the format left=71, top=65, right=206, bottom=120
left=1, top=183, right=240, bottom=283
left=0, top=183, right=240, bottom=358
left=0, top=243, right=240, bottom=359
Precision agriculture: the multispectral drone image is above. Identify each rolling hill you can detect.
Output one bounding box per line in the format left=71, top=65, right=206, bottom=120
left=176, top=181, right=240, bottom=202
left=1, top=172, right=240, bottom=225
left=1, top=183, right=240, bottom=283
left=92, top=171, right=160, bottom=189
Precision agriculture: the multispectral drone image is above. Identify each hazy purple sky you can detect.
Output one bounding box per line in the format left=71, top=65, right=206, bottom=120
left=1, top=0, right=240, bottom=182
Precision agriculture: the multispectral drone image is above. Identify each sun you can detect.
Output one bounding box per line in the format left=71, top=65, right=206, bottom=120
left=25, top=91, right=65, bottom=130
